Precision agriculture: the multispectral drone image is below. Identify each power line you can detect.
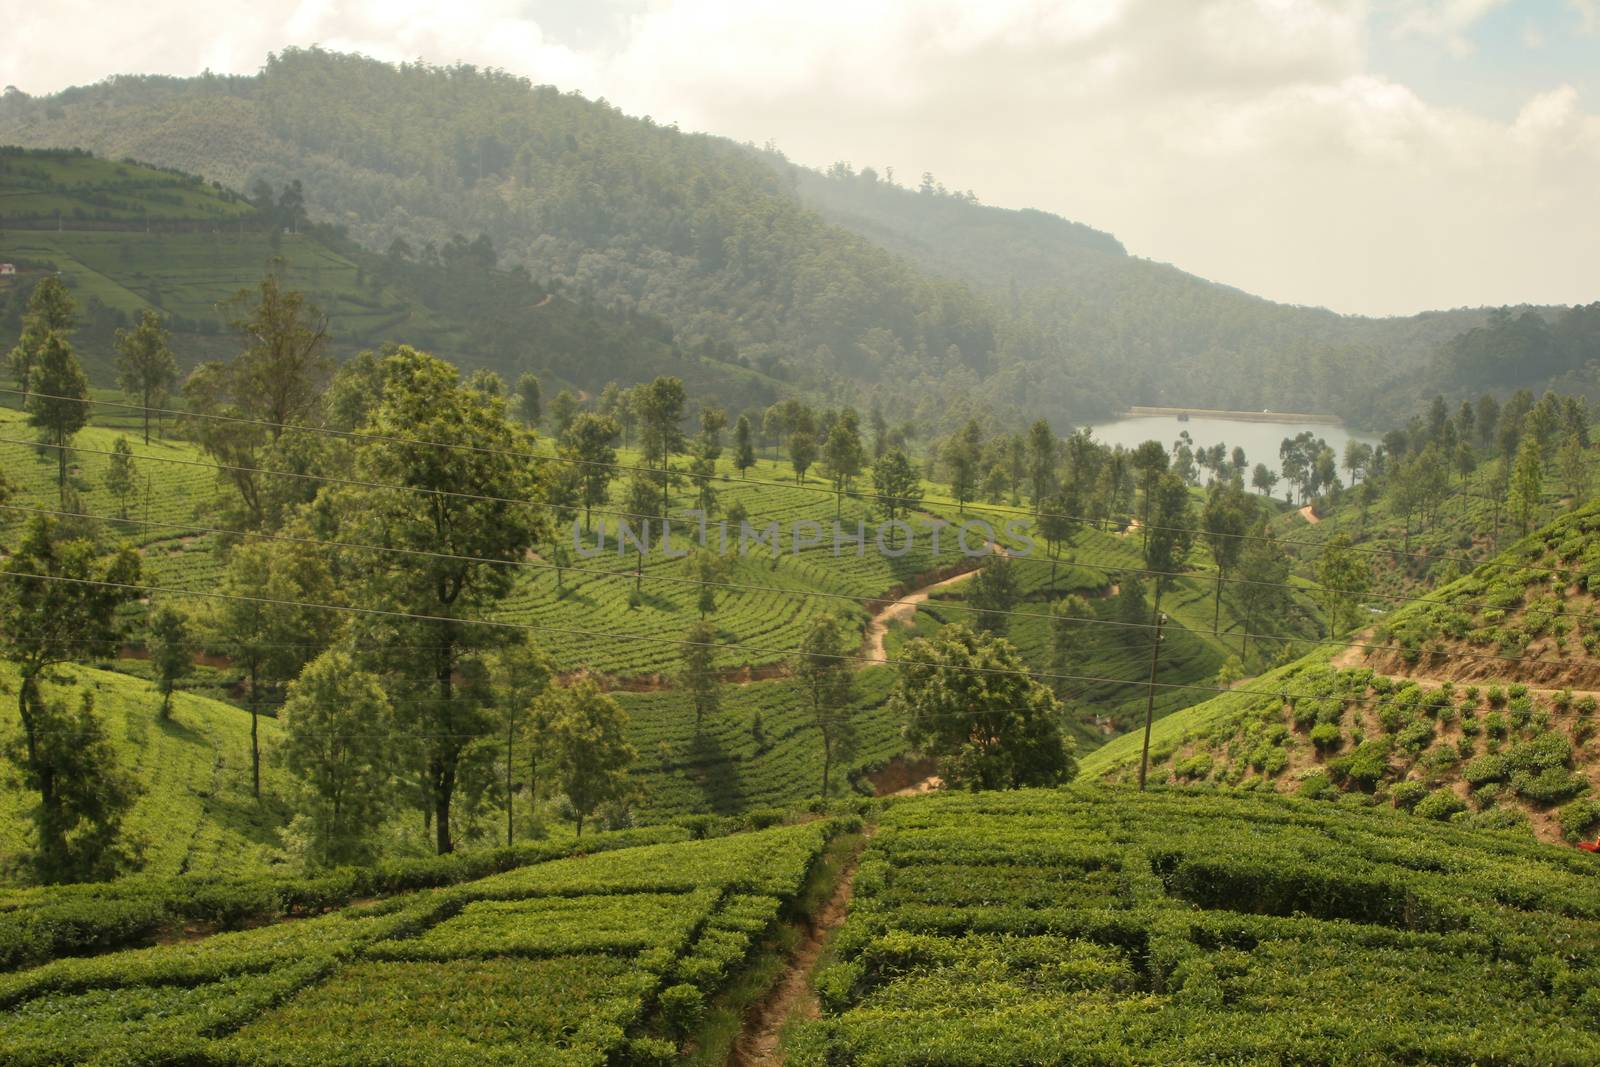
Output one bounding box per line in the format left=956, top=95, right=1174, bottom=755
left=6, top=501, right=1594, bottom=674
left=4, top=568, right=1593, bottom=722
left=5, top=387, right=1581, bottom=577
left=7, top=434, right=1596, bottom=629
left=0, top=567, right=1334, bottom=699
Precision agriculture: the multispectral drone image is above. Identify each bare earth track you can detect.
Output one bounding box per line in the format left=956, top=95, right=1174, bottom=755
left=731, top=830, right=875, bottom=1067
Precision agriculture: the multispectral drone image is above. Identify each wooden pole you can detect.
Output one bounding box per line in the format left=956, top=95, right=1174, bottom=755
left=1137, top=609, right=1166, bottom=792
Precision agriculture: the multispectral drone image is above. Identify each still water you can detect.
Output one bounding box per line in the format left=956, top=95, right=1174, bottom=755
left=1082, top=414, right=1381, bottom=484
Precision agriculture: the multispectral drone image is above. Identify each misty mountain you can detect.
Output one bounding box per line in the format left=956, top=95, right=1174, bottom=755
left=2, top=48, right=1578, bottom=427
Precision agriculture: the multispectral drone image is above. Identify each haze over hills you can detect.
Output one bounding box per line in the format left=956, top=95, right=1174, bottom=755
left=4, top=48, right=1592, bottom=428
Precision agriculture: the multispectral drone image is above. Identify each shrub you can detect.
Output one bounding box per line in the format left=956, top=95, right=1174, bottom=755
left=1298, top=773, right=1334, bottom=800
left=1557, top=798, right=1600, bottom=842
left=1309, top=723, right=1342, bottom=752
left=1329, top=738, right=1391, bottom=791
left=1390, top=781, right=1428, bottom=811
left=1463, top=754, right=1510, bottom=786
left=1511, top=768, right=1588, bottom=805
left=1414, top=789, right=1467, bottom=821
left=657, top=983, right=704, bottom=1038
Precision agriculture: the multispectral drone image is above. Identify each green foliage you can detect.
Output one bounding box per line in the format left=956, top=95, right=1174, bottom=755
left=1412, top=788, right=1466, bottom=821
left=894, top=624, right=1076, bottom=791
left=539, top=678, right=637, bottom=836
left=0, top=517, right=143, bottom=880
left=791, top=788, right=1600, bottom=1065
left=280, top=651, right=397, bottom=868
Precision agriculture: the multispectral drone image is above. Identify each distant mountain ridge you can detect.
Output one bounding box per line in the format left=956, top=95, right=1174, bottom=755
left=1, top=48, right=1586, bottom=427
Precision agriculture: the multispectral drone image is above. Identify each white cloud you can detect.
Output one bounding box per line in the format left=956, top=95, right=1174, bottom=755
left=0, top=0, right=1596, bottom=316
left=1392, top=0, right=1511, bottom=55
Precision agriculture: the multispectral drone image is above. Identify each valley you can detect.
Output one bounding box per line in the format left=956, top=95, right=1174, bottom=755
left=0, top=39, right=1598, bottom=1066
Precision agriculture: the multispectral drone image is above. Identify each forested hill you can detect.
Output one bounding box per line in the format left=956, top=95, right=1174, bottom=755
left=777, top=158, right=1514, bottom=426
left=0, top=47, right=1580, bottom=426
left=0, top=148, right=780, bottom=407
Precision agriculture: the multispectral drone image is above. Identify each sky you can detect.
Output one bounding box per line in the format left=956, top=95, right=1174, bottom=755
left=4, top=0, right=1598, bottom=318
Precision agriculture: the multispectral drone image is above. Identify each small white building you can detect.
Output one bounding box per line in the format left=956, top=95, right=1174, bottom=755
left=0, top=264, right=16, bottom=276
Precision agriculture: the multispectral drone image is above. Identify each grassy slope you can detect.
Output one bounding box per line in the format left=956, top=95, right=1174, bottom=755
left=1083, top=501, right=1600, bottom=844
left=0, top=663, right=289, bottom=879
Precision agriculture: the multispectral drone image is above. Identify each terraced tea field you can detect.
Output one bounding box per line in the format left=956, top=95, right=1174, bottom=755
left=792, top=787, right=1600, bottom=1065
left=0, top=664, right=288, bottom=879
left=0, top=818, right=850, bottom=1065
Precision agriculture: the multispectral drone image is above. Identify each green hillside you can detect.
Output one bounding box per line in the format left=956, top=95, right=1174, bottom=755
left=792, top=787, right=1600, bottom=1064
left=0, top=49, right=1551, bottom=427
left=0, top=148, right=780, bottom=407
left=0, top=663, right=289, bottom=879
left=1082, top=501, right=1600, bottom=845
left=0, top=147, right=253, bottom=224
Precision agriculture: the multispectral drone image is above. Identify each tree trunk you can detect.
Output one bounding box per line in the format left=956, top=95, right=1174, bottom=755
left=249, top=665, right=261, bottom=799
left=821, top=731, right=833, bottom=797
left=1213, top=567, right=1224, bottom=638
left=434, top=642, right=456, bottom=855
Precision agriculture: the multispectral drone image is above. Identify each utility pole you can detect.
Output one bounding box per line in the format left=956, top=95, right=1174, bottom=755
left=505, top=712, right=516, bottom=848
left=1137, top=612, right=1167, bottom=792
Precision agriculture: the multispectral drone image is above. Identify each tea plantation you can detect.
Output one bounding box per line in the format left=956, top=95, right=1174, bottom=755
left=0, top=817, right=852, bottom=1065
left=791, top=787, right=1600, bottom=1065
left=0, top=663, right=290, bottom=880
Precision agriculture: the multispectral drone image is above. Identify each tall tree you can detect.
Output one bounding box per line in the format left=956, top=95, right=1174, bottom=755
left=549, top=388, right=580, bottom=439
left=1559, top=431, right=1591, bottom=507
left=789, top=427, right=818, bottom=485
left=516, top=372, right=542, bottom=428
left=1026, top=419, right=1057, bottom=508
left=539, top=678, right=635, bottom=836
left=823, top=408, right=866, bottom=516
left=733, top=414, right=756, bottom=478
left=1130, top=440, right=1169, bottom=547
left=1315, top=533, right=1371, bottom=637
left=184, top=273, right=334, bottom=527
left=1143, top=472, right=1195, bottom=619
left=563, top=412, right=619, bottom=532
left=105, top=436, right=137, bottom=519
left=1508, top=435, right=1544, bottom=535
left=114, top=309, right=178, bottom=444
left=146, top=603, right=199, bottom=721
left=280, top=650, right=396, bottom=868
left=1201, top=479, right=1254, bottom=636
left=1233, top=523, right=1292, bottom=659
left=793, top=613, right=855, bottom=797
left=636, top=377, right=686, bottom=514
left=335, top=348, right=542, bottom=853
left=25, top=332, right=89, bottom=499
left=212, top=539, right=340, bottom=799
left=1037, top=487, right=1079, bottom=586
left=943, top=419, right=983, bottom=514
left=680, top=619, right=720, bottom=727
left=0, top=516, right=142, bottom=881
left=872, top=448, right=922, bottom=536
left=1049, top=594, right=1094, bottom=682
left=968, top=554, right=1019, bottom=635
left=225, top=270, right=333, bottom=440
left=893, top=624, right=1076, bottom=790
left=6, top=275, right=75, bottom=402
left=484, top=640, right=554, bottom=845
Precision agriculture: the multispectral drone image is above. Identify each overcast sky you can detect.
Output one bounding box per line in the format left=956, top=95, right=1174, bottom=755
left=5, top=0, right=1598, bottom=317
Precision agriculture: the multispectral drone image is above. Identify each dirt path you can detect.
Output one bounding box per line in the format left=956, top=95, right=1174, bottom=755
left=862, top=569, right=983, bottom=663
left=731, top=831, right=874, bottom=1067
left=1334, top=635, right=1600, bottom=698
left=1298, top=505, right=1320, bottom=524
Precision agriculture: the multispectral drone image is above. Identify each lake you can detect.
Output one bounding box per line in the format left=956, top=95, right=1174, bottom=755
left=1082, top=413, right=1381, bottom=484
